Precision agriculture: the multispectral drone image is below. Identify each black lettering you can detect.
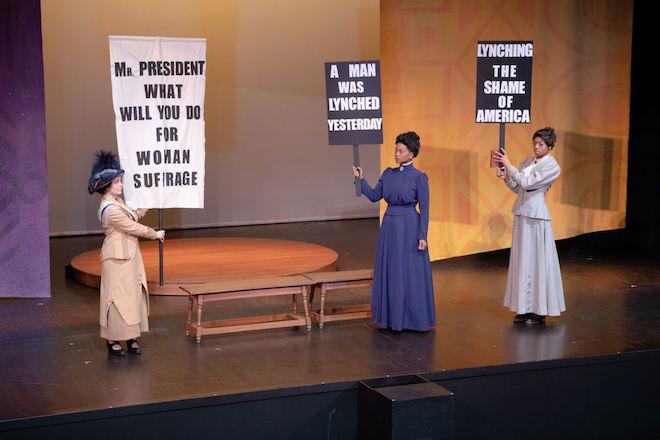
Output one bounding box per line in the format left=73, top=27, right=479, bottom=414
left=119, top=106, right=151, bottom=121
left=114, top=62, right=129, bottom=77
left=144, top=84, right=158, bottom=98
left=136, top=151, right=150, bottom=166
left=156, top=105, right=180, bottom=120
left=186, top=105, right=201, bottom=119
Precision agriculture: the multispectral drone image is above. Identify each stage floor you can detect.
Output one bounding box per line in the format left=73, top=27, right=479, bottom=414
left=1, top=219, right=659, bottom=422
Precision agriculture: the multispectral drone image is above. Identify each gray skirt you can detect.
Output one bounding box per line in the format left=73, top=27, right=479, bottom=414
left=503, top=215, right=566, bottom=316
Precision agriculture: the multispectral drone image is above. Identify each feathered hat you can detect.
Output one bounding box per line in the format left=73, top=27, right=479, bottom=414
left=87, top=150, right=125, bottom=194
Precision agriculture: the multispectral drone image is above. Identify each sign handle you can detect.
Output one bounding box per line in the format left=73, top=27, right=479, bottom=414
left=158, top=209, right=164, bottom=286
left=353, top=144, right=361, bottom=197
left=499, top=122, right=506, bottom=151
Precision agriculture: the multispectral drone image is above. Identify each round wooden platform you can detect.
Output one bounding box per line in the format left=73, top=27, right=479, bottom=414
left=68, top=237, right=339, bottom=296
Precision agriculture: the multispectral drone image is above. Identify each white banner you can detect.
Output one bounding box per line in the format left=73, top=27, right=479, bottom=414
left=109, top=35, right=206, bottom=209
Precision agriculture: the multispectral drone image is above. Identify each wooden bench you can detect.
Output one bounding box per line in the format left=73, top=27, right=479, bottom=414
left=180, top=275, right=314, bottom=343
left=303, top=269, right=373, bottom=329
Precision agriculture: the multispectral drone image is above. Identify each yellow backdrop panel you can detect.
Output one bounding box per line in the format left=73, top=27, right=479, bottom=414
left=381, top=0, right=632, bottom=261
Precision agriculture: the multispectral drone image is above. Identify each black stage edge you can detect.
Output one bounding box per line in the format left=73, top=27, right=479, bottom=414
left=2, top=349, right=658, bottom=439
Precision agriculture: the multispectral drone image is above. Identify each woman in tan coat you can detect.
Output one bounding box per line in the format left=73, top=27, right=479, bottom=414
left=88, top=151, right=165, bottom=356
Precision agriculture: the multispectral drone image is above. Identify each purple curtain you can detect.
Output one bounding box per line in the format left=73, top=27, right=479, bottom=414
left=0, top=0, right=51, bottom=297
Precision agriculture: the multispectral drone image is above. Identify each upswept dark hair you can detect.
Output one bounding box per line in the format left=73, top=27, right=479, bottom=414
left=395, top=131, right=421, bottom=157
left=533, top=127, right=556, bottom=149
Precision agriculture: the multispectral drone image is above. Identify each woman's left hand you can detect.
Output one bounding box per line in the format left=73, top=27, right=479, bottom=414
left=418, top=239, right=427, bottom=251
left=491, top=149, right=512, bottom=169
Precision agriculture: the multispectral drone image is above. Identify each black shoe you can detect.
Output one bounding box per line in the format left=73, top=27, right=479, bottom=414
left=107, top=341, right=126, bottom=356
left=513, top=313, right=529, bottom=323
left=127, top=339, right=142, bottom=355
left=525, top=314, right=546, bottom=325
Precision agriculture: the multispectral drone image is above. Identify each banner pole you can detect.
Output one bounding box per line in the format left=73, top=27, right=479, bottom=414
left=158, top=208, right=164, bottom=286
left=499, top=122, right=506, bottom=151
left=353, top=144, right=361, bottom=197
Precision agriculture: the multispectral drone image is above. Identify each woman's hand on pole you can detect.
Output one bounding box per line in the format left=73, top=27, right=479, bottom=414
left=156, top=230, right=165, bottom=242
left=491, top=149, right=512, bottom=169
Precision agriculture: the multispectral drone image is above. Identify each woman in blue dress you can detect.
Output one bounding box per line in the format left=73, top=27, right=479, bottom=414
left=352, top=131, right=436, bottom=331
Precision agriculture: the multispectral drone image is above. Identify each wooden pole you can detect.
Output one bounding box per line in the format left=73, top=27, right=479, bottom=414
left=353, top=144, right=361, bottom=197
left=159, top=208, right=164, bottom=286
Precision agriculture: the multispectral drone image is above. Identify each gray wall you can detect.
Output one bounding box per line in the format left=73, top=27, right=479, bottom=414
left=42, top=0, right=380, bottom=235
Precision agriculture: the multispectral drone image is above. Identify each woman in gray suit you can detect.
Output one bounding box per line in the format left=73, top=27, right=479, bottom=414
left=492, top=127, right=565, bottom=325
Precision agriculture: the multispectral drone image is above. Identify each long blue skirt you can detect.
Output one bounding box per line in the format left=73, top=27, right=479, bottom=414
left=371, top=212, right=436, bottom=331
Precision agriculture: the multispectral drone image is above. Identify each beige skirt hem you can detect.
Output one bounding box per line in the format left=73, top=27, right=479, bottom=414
left=100, top=292, right=149, bottom=341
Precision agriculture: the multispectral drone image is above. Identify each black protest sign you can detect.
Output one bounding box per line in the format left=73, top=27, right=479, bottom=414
left=325, top=60, right=383, bottom=145
left=476, top=41, right=533, bottom=124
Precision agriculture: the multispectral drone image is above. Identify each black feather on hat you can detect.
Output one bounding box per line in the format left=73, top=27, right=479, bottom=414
left=88, top=150, right=125, bottom=194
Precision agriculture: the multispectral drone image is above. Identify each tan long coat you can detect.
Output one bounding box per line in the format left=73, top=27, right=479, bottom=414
left=99, top=194, right=158, bottom=328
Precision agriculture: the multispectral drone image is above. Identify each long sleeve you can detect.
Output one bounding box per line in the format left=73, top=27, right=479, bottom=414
left=506, top=160, right=560, bottom=191
left=360, top=173, right=384, bottom=202
left=506, top=177, right=520, bottom=194
left=104, top=205, right=158, bottom=240
left=417, top=173, right=429, bottom=241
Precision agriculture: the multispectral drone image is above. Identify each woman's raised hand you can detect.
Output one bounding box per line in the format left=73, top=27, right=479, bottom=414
left=352, top=166, right=363, bottom=178
left=491, top=149, right=512, bottom=169
left=156, top=230, right=165, bottom=242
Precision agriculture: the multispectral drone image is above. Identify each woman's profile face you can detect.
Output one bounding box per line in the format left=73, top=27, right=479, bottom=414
left=106, top=176, right=124, bottom=197
left=394, top=142, right=414, bottom=165
left=532, top=136, right=550, bottom=158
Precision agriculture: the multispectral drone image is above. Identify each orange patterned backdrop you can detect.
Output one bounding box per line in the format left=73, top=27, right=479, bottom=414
left=381, top=0, right=632, bottom=261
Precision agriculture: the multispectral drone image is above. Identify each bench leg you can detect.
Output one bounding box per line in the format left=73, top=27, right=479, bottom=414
left=292, top=293, right=297, bottom=315
left=186, top=296, right=194, bottom=336
left=319, top=285, right=326, bottom=329
left=301, top=286, right=311, bottom=332
left=196, top=296, right=204, bottom=343
left=308, top=284, right=316, bottom=305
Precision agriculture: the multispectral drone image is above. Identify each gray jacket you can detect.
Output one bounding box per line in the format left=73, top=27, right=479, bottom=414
left=505, top=155, right=560, bottom=220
